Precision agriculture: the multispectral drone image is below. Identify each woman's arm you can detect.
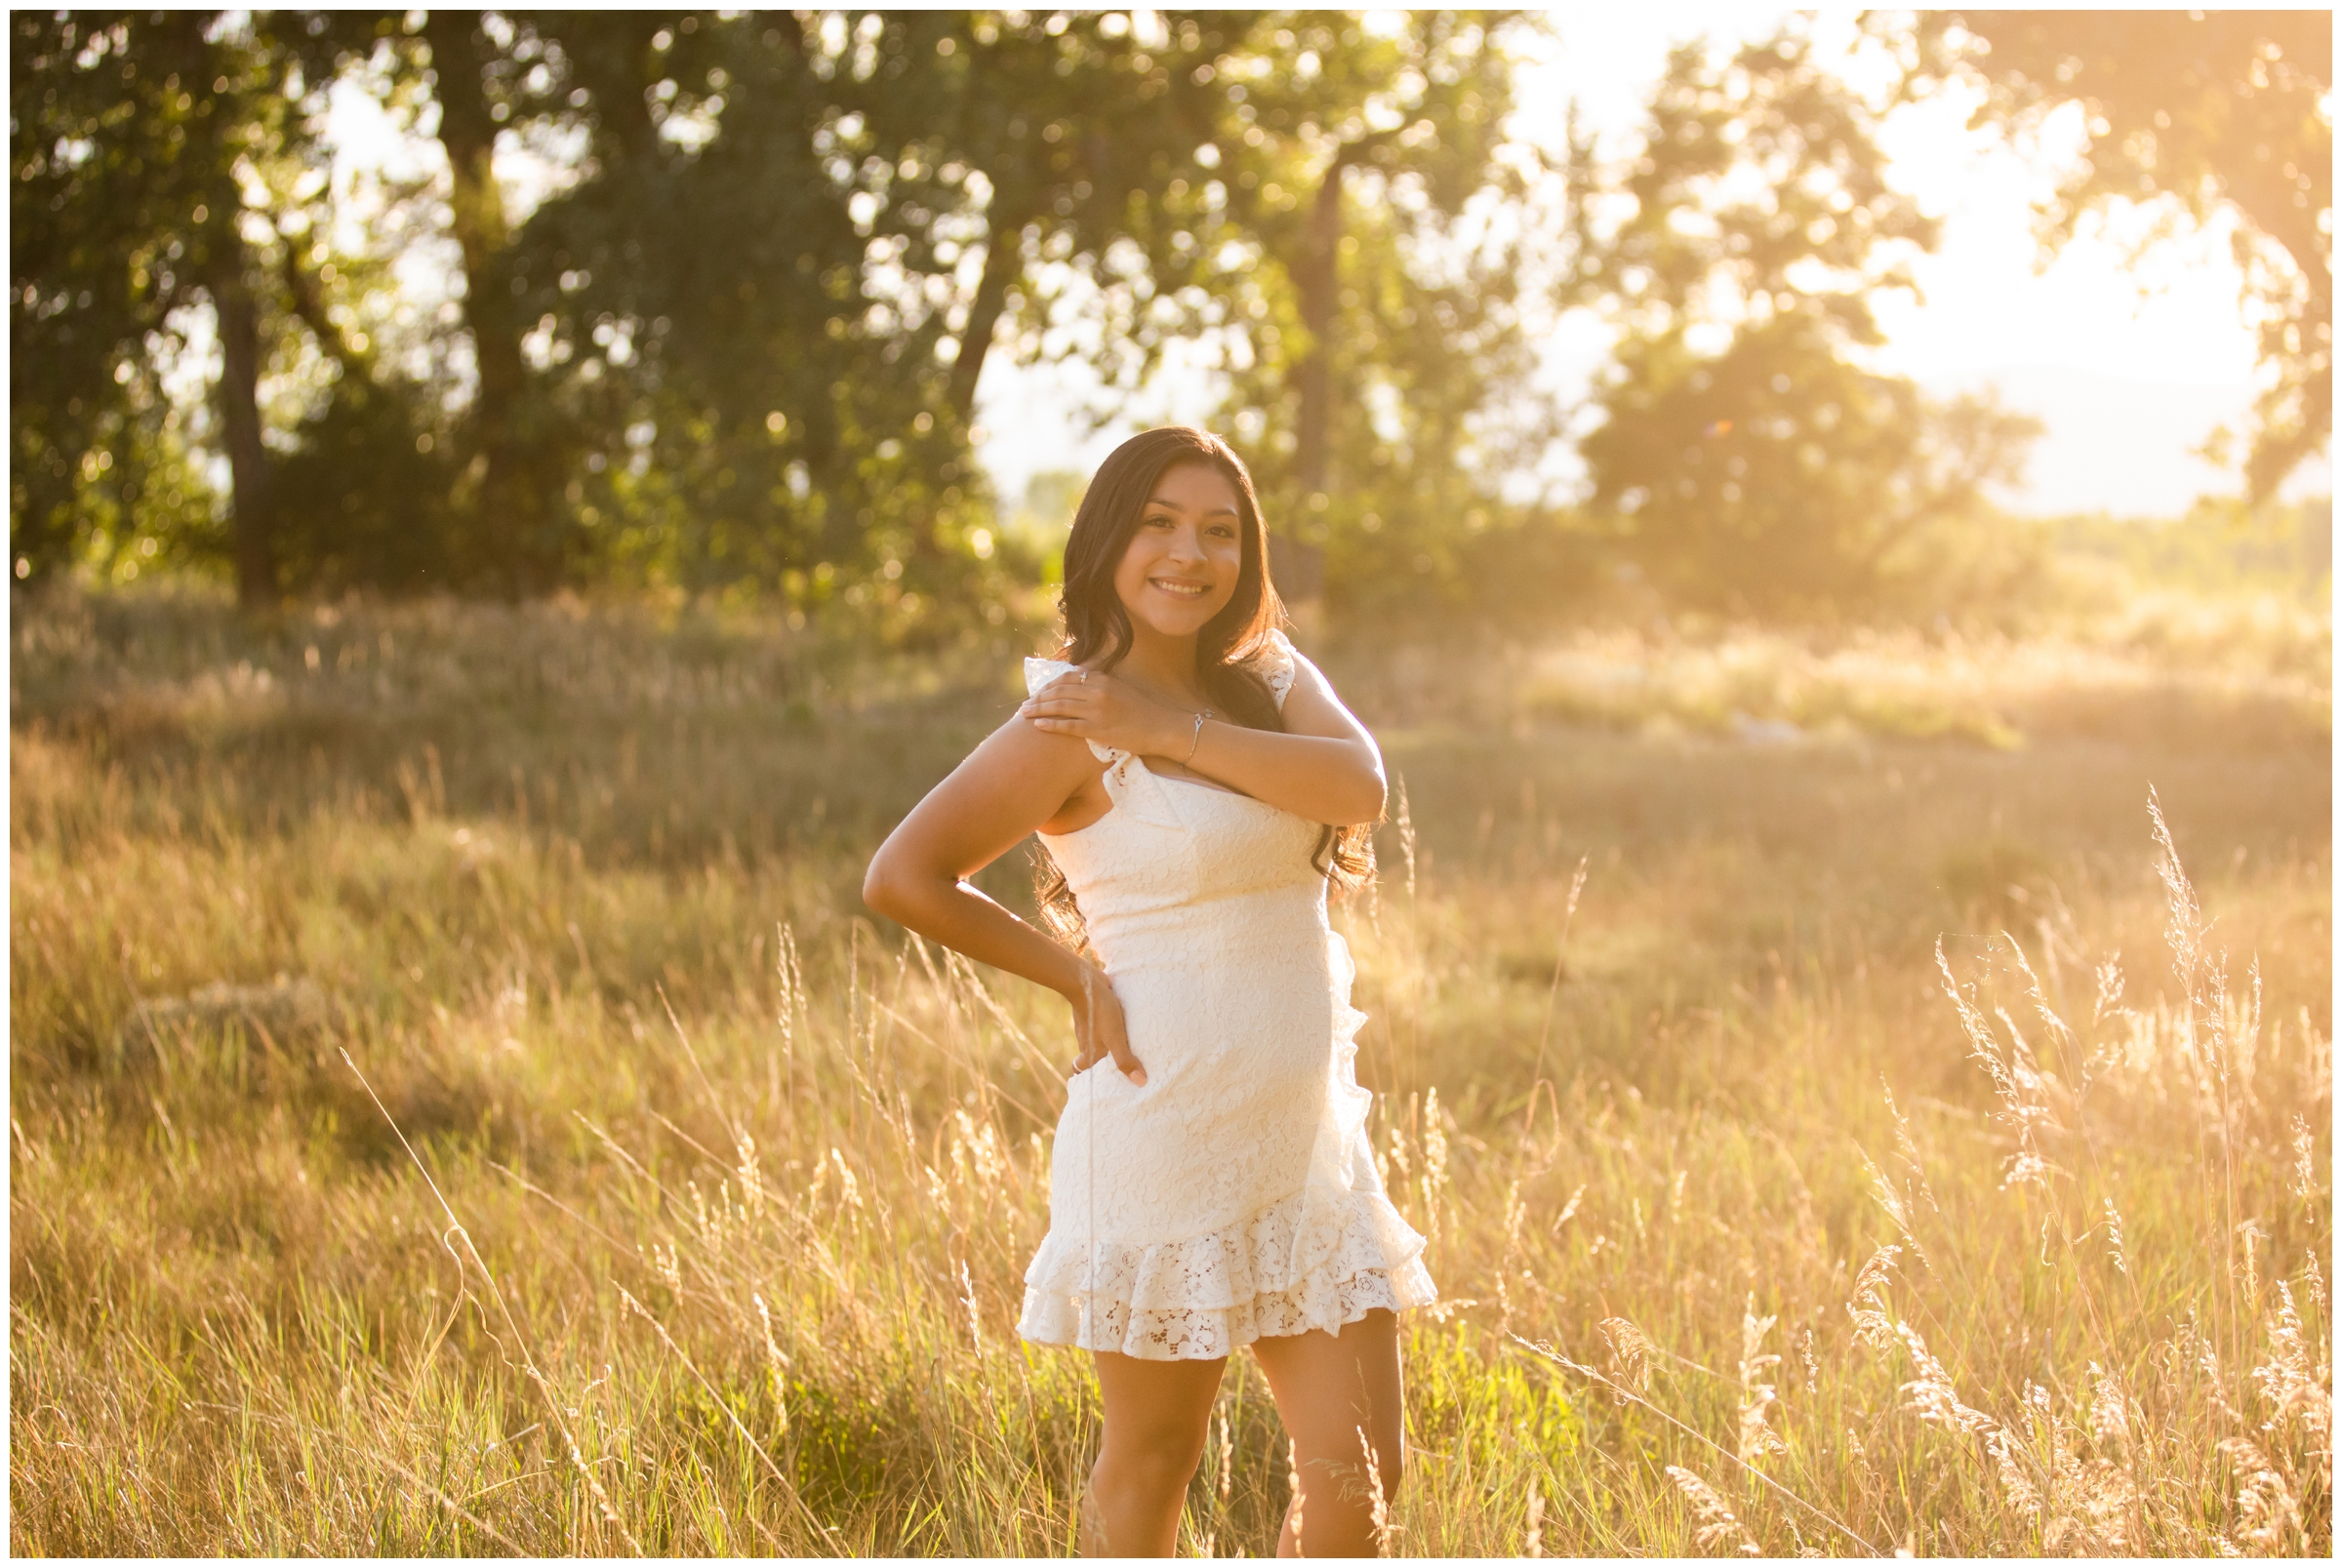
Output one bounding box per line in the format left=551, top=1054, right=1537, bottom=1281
left=862, top=713, right=1150, bottom=1082
left=1018, top=653, right=1386, bottom=826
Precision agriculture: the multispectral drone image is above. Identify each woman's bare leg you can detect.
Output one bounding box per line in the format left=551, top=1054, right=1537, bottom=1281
left=1249, top=1307, right=1405, bottom=1557
left=1087, top=1348, right=1228, bottom=1556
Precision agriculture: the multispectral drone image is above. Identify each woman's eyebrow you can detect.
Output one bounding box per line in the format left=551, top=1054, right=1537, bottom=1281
left=1145, top=498, right=1241, bottom=518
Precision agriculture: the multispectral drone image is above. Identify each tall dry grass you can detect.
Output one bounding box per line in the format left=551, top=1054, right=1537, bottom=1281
left=10, top=583, right=2329, bottom=1554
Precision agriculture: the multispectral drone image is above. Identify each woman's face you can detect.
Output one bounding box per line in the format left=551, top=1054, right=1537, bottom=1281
left=1110, top=461, right=1245, bottom=641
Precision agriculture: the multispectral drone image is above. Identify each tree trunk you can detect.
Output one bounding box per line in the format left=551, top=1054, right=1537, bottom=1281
left=1292, top=166, right=1343, bottom=500
left=1274, top=161, right=1348, bottom=606
left=424, top=9, right=540, bottom=595
left=214, top=238, right=275, bottom=611
left=947, top=217, right=1027, bottom=422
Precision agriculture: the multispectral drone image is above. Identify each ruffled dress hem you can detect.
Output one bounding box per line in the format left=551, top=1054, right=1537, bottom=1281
left=1016, top=1185, right=1437, bottom=1361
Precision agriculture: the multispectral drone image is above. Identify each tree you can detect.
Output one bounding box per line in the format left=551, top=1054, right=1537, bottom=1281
left=509, top=12, right=986, bottom=600
left=796, top=11, right=1555, bottom=616
left=1578, top=27, right=2042, bottom=616
left=14, top=10, right=454, bottom=602
left=417, top=10, right=562, bottom=593
left=1584, top=313, right=2040, bottom=613
left=1895, top=11, right=2331, bottom=503
left=505, top=10, right=1555, bottom=615
left=281, top=12, right=851, bottom=599
left=856, top=11, right=1240, bottom=426
left=279, top=10, right=591, bottom=595
left=1208, top=12, right=1547, bottom=608
left=12, top=12, right=287, bottom=603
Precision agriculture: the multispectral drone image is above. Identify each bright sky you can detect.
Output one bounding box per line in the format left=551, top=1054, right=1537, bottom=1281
left=979, top=10, right=2330, bottom=518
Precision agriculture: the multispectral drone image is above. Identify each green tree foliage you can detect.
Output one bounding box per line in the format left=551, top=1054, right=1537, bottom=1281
left=246, top=16, right=458, bottom=597
left=13, top=13, right=462, bottom=602
left=1894, top=11, right=2331, bottom=502
left=488, top=12, right=995, bottom=603
left=1579, top=28, right=2043, bottom=616
left=46, top=12, right=2273, bottom=628
left=17, top=10, right=1555, bottom=624
left=503, top=8, right=1248, bottom=609
left=865, top=11, right=1241, bottom=422
left=12, top=13, right=282, bottom=599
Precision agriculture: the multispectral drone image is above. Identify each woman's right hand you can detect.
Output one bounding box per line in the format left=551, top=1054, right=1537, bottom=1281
left=1067, top=967, right=1148, bottom=1086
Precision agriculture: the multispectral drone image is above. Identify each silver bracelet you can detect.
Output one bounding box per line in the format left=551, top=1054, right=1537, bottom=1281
left=1184, top=708, right=1213, bottom=764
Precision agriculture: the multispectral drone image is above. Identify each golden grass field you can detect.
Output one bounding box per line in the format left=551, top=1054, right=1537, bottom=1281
left=9, top=583, right=2331, bottom=1554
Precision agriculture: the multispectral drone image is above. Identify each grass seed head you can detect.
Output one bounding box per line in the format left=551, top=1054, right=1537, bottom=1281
left=1737, top=1296, right=1787, bottom=1466
left=2218, top=1435, right=2302, bottom=1551
left=1599, top=1316, right=1653, bottom=1393
left=1666, top=1464, right=1759, bottom=1556
left=1898, top=1323, right=1994, bottom=1434
left=1356, top=1423, right=1392, bottom=1549
left=1846, top=1244, right=1901, bottom=1353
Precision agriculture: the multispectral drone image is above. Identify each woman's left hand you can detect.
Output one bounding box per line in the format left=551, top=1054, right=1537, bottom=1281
left=1018, top=669, right=1190, bottom=758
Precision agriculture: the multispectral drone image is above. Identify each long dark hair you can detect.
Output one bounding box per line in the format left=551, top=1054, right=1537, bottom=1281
left=1030, top=426, right=1377, bottom=949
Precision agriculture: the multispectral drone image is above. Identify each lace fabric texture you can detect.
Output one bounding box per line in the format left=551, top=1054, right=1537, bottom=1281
left=1016, top=628, right=1436, bottom=1360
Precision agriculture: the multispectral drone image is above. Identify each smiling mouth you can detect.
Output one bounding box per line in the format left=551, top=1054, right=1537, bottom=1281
left=1149, top=578, right=1211, bottom=599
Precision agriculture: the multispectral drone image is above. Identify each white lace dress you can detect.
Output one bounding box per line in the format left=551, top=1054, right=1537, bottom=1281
left=1016, top=629, right=1437, bottom=1361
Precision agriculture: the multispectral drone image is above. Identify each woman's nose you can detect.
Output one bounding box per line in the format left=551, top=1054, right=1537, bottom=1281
left=1164, top=525, right=1205, bottom=563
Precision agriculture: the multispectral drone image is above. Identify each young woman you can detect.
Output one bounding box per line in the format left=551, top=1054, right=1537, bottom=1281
left=863, top=425, right=1435, bottom=1556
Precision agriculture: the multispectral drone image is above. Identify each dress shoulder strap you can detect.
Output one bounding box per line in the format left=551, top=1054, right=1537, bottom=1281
left=1024, top=654, right=1077, bottom=701
left=1255, top=627, right=1301, bottom=712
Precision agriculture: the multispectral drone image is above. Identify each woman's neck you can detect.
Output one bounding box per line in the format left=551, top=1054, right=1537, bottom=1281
left=1112, top=623, right=1210, bottom=707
